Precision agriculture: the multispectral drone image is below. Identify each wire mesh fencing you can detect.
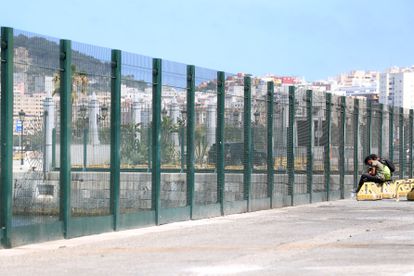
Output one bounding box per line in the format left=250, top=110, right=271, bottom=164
left=293, top=88, right=307, bottom=194
left=371, top=103, right=381, bottom=155
left=312, top=91, right=326, bottom=193
left=119, top=51, right=153, bottom=213
left=404, top=111, right=410, bottom=177
left=357, top=100, right=367, bottom=178
left=224, top=73, right=244, bottom=202
left=392, top=107, right=400, bottom=174
left=160, top=59, right=187, bottom=209
left=382, top=106, right=391, bottom=159
left=251, top=79, right=268, bottom=199
left=11, top=29, right=60, bottom=227
left=330, top=94, right=342, bottom=193
left=344, top=97, right=355, bottom=176
left=3, top=26, right=414, bottom=248
left=70, top=40, right=112, bottom=217
left=194, top=66, right=218, bottom=205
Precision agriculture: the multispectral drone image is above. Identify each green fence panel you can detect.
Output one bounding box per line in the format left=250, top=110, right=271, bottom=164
left=403, top=109, right=410, bottom=178
left=372, top=103, right=381, bottom=157
left=366, top=101, right=372, bottom=156
left=312, top=91, right=326, bottom=199
left=222, top=72, right=247, bottom=215
left=358, top=99, right=367, bottom=177
left=119, top=51, right=153, bottom=219
left=382, top=105, right=390, bottom=159
left=399, top=107, right=404, bottom=178
left=389, top=106, right=394, bottom=162
left=330, top=94, right=342, bottom=199
left=193, top=66, right=218, bottom=210
left=251, top=78, right=268, bottom=207
left=293, top=88, right=307, bottom=201
left=5, top=29, right=64, bottom=246
left=378, top=104, right=384, bottom=157
left=393, top=107, right=400, bottom=174
left=160, top=59, right=187, bottom=212
left=67, top=41, right=113, bottom=238
left=272, top=87, right=288, bottom=205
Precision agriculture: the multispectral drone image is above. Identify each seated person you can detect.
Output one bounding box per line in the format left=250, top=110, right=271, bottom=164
left=356, top=155, right=391, bottom=193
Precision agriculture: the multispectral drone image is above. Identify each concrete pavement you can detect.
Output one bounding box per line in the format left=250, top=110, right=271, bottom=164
left=1, top=199, right=414, bottom=275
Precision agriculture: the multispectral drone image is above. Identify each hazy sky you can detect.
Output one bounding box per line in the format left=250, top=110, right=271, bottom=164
left=1, top=0, right=413, bottom=81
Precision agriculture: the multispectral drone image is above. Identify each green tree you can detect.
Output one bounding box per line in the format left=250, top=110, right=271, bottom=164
left=161, top=115, right=179, bottom=164
left=52, top=64, right=89, bottom=103
left=120, top=123, right=149, bottom=166
left=195, top=125, right=208, bottom=166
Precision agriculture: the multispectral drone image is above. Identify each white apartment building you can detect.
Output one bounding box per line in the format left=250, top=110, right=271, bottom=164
left=336, top=70, right=379, bottom=87
left=379, top=71, right=414, bottom=109
left=332, top=70, right=379, bottom=99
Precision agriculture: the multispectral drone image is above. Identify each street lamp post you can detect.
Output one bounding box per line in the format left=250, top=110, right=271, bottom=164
left=79, top=101, right=108, bottom=170
left=79, top=103, right=88, bottom=171
left=233, top=111, right=239, bottom=126
left=147, top=121, right=151, bottom=172
left=18, top=109, right=26, bottom=166
left=274, top=99, right=285, bottom=170
left=179, top=109, right=187, bottom=172
left=99, top=103, right=108, bottom=123
left=253, top=110, right=260, bottom=166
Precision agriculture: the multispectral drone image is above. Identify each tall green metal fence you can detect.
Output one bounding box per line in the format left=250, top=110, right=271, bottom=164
left=1, top=27, right=414, bottom=248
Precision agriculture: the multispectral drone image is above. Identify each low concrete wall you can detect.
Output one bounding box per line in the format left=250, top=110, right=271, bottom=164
left=55, top=144, right=111, bottom=167
left=12, top=172, right=355, bottom=215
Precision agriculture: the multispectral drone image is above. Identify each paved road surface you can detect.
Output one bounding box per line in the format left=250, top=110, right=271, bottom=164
left=1, top=199, right=414, bottom=275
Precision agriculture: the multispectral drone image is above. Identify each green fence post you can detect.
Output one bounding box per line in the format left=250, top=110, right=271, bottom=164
left=110, top=49, right=121, bottom=230
left=59, top=39, right=72, bottom=238
left=339, top=96, right=346, bottom=199
left=366, top=101, right=372, bottom=157
left=287, top=86, right=295, bottom=205
left=186, top=65, right=195, bottom=218
left=52, top=128, right=56, bottom=170
left=353, top=99, right=359, bottom=191
left=379, top=104, right=384, bottom=157
left=306, top=90, right=313, bottom=203
left=0, top=27, right=14, bottom=248
left=409, top=109, right=413, bottom=178
left=243, top=76, right=252, bottom=211
left=267, top=82, right=274, bottom=207
left=399, top=107, right=404, bottom=179
left=152, top=58, right=162, bottom=225
left=389, top=106, right=394, bottom=161
left=217, top=71, right=225, bottom=215
left=325, top=93, right=332, bottom=201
